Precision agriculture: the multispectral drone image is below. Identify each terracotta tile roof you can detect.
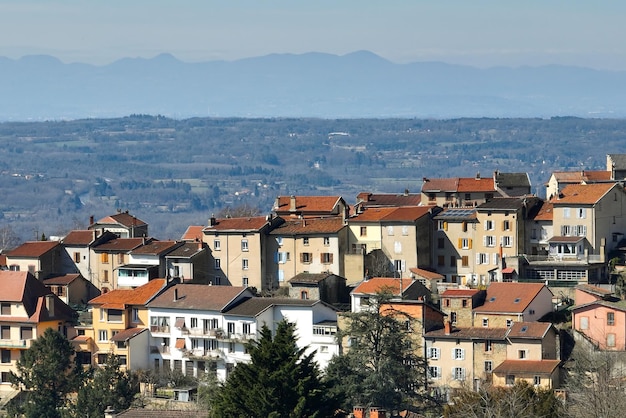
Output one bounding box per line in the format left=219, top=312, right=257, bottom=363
left=89, top=278, right=167, bottom=307
left=457, top=177, right=496, bottom=193
left=532, top=201, right=554, bottom=221
left=473, top=282, right=550, bottom=314
left=147, top=284, right=250, bottom=311
left=356, top=192, right=422, bottom=207
left=352, top=278, right=415, bottom=296
left=0, top=254, right=5, bottom=266
left=203, top=216, right=268, bottom=232
left=552, top=170, right=612, bottom=183
left=492, top=359, right=560, bottom=374
left=114, top=409, right=208, bottom=418
left=93, top=212, right=147, bottom=227
left=554, top=183, right=616, bottom=205
left=350, top=206, right=434, bottom=222
left=93, top=237, right=147, bottom=252
left=425, top=326, right=508, bottom=340
left=71, top=335, right=92, bottom=342
left=62, top=230, right=95, bottom=246
left=421, top=178, right=459, bottom=192
left=43, top=274, right=82, bottom=286
left=571, top=299, right=626, bottom=313
left=506, top=322, right=552, bottom=339
left=274, top=195, right=343, bottom=214
left=547, top=236, right=585, bottom=243
left=224, top=297, right=320, bottom=317
left=0, top=271, right=41, bottom=302
left=111, top=327, right=146, bottom=342
left=130, top=240, right=182, bottom=255
left=576, top=284, right=613, bottom=297
left=5, top=241, right=59, bottom=258
left=269, top=217, right=344, bottom=235
left=409, top=268, right=444, bottom=280
left=181, top=225, right=204, bottom=241
left=441, top=289, right=481, bottom=297
left=165, top=242, right=205, bottom=258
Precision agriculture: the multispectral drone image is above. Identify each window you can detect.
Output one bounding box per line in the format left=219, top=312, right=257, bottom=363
left=453, top=367, right=466, bottom=380
left=1, top=326, right=10, bottom=339
left=190, top=317, right=198, bottom=329
left=227, top=322, right=235, bottom=334
left=101, top=253, right=109, bottom=263
left=453, top=348, right=465, bottom=360
left=394, top=259, right=405, bottom=273
left=502, top=236, right=513, bottom=247
left=102, top=270, right=109, bottom=283
left=437, top=255, right=445, bottom=266
left=450, top=312, right=457, bottom=325
left=477, top=253, right=488, bottom=264
left=97, top=354, right=108, bottom=364
left=320, top=345, right=329, bottom=353
left=428, top=366, right=441, bottom=379
left=484, top=361, right=492, bottom=372
left=323, top=236, right=330, bottom=246
left=214, top=258, right=221, bottom=270
left=438, top=237, right=445, bottom=249
left=20, top=327, right=32, bottom=340
left=214, top=239, right=221, bottom=250
left=360, top=226, right=367, bottom=236
left=0, top=303, right=10, bottom=315
left=228, top=342, right=235, bottom=353
left=506, top=374, right=515, bottom=385
left=518, top=350, right=527, bottom=359
left=241, top=239, right=248, bottom=251
left=428, top=347, right=440, bottom=360
left=484, top=235, right=496, bottom=247
left=300, top=290, right=309, bottom=300
left=461, top=256, right=469, bottom=267
left=563, top=208, right=571, bottom=218
left=132, top=308, right=139, bottom=322
left=482, top=318, right=489, bottom=327
left=98, top=330, right=108, bottom=342
left=462, top=299, right=468, bottom=308
left=1, top=372, right=11, bottom=383
left=321, top=253, right=333, bottom=264
left=300, top=252, right=312, bottom=263
left=243, top=323, right=251, bottom=335
left=502, top=220, right=510, bottom=231
left=485, top=340, right=492, bottom=352
left=607, top=333, right=616, bottom=347
left=242, top=259, right=249, bottom=270
left=402, top=226, right=409, bottom=236
left=438, top=220, right=447, bottom=231
left=276, top=251, right=289, bottom=263
left=460, top=238, right=472, bottom=250
left=107, top=309, right=123, bottom=322
left=577, top=208, right=586, bottom=219
left=534, top=376, right=541, bottom=386
left=1, top=350, right=10, bottom=363
left=73, top=252, right=81, bottom=263
left=450, top=256, right=456, bottom=267
left=579, top=316, right=589, bottom=330
left=242, top=277, right=249, bottom=287
left=387, top=226, right=394, bottom=236
left=608, top=312, right=615, bottom=326
left=303, top=237, right=309, bottom=246
left=484, top=220, right=494, bottom=230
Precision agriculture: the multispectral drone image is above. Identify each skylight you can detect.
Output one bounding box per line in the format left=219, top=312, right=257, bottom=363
left=514, top=298, right=521, bottom=303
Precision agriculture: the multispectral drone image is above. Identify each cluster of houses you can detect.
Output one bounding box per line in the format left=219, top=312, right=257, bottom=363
left=2, top=154, right=626, bottom=408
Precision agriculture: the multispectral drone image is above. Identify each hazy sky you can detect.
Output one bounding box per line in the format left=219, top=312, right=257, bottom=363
left=1, top=1, right=625, bottom=70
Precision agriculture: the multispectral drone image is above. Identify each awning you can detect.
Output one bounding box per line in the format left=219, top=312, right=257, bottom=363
left=502, top=267, right=515, bottom=274
left=175, top=338, right=186, bottom=349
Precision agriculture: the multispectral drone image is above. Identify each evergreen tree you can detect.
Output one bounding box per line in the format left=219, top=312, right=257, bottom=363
left=325, top=291, right=432, bottom=413
left=73, top=353, right=138, bottom=418
left=212, top=320, right=335, bottom=418
left=8, top=328, right=79, bottom=418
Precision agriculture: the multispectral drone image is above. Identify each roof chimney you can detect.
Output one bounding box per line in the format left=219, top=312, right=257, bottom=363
left=46, top=294, right=55, bottom=317
left=476, top=172, right=481, bottom=180
left=209, top=215, right=216, bottom=226
left=290, top=195, right=297, bottom=212
left=445, top=320, right=452, bottom=335
left=89, top=215, right=94, bottom=225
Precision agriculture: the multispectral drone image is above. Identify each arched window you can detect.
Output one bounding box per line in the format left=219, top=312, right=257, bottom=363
left=300, top=290, right=308, bottom=300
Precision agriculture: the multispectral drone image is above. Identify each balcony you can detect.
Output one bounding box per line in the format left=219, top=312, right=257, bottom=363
left=183, top=348, right=223, bottom=360
left=0, top=339, right=31, bottom=349
left=150, top=345, right=170, bottom=354
left=150, top=325, right=170, bottom=334
left=524, top=254, right=604, bottom=265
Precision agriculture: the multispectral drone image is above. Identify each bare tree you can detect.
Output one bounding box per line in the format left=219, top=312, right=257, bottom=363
left=216, top=203, right=261, bottom=218
left=0, top=225, right=20, bottom=253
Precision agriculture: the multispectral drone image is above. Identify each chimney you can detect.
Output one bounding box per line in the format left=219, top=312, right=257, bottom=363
left=369, top=407, right=386, bottom=418
left=89, top=215, right=94, bottom=225
left=445, top=320, right=452, bottom=335
left=197, top=241, right=203, bottom=251
left=104, top=406, right=116, bottom=418
left=353, top=406, right=365, bottom=418
left=289, top=195, right=297, bottom=212
left=475, top=172, right=481, bottom=180
left=46, top=294, right=55, bottom=317
left=209, top=215, right=216, bottom=227
left=404, top=188, right=409, bottom=196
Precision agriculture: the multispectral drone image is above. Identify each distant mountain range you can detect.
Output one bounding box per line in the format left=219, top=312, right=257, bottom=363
left=1, top=50, right=625, bottom=120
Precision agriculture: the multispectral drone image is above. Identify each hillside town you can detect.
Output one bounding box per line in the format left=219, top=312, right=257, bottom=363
left=2, top=153, right=626, bottom=416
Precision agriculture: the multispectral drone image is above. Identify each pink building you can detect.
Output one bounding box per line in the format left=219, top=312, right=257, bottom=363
left=572, top=285, right=626, bottom=350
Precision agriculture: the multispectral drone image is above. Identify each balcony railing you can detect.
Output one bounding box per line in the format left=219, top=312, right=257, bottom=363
left=0, top=339, right=31, bottom=349
left=524, top=254, right=604, bottom=264
left=150, top=345, right=170, bottom=354
left=183, top=348, right=223, bottom=359
left=150, top=325, right=170, bottom=333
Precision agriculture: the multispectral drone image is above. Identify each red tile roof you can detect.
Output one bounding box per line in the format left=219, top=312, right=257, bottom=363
left=441, top=289, right=481, bottom=297
left=5, top=241, right=59, bottom=258
left=552, top=170, right=612, bottom=183
left=43, top=274, right=82, bottom=286
left=532, top=201, right=553, bottom=221
left=203, top=216, right=268, bottom=232
left=131, top=240, right=181, bottom=255
left=147, top=284, right=250, bottom=310
left=421, top=178, right=459, bottom=192
left=111, top=327, right=146, bottom=342
left=554, top=183, right=616, bottom=205
left=62, top=230, right=96, bottom=246
left=93, top=212, right=147, bottom=227
left=93, top=238, right=147, bottom=252
left=409, top=267, right=444, bottom=281
left=352, top=278, right=415, bottom=296
left=89, top=278, right=167, bottom=307
left=492, top=359, right=560, bottom=374
left=576, top=284, right=613, bottom=297
left=181, top=225, right=204, bottom=241
left=425, top=326, right=508, bottom=340
left=473, top=282, right=550, bottom=314
left=506, top=321, right=552, bottom=339
left=457, top=177, right=496, bottom=192
left=274, top=196, right=343, bottom=214
left=269, top=217, right=344, bottom=235
left=351, top=206, right=434, bottom=222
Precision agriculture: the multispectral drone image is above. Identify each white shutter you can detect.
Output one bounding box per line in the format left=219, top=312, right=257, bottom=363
left=476, top=253, right=481, bottom=264
left=394, top=241, right=402, bottom=254
left=460, top=348, right=465, bottom=360
left=401, top=260, right=407, bottom=272
left=493, top=253, right=499, bottom=265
